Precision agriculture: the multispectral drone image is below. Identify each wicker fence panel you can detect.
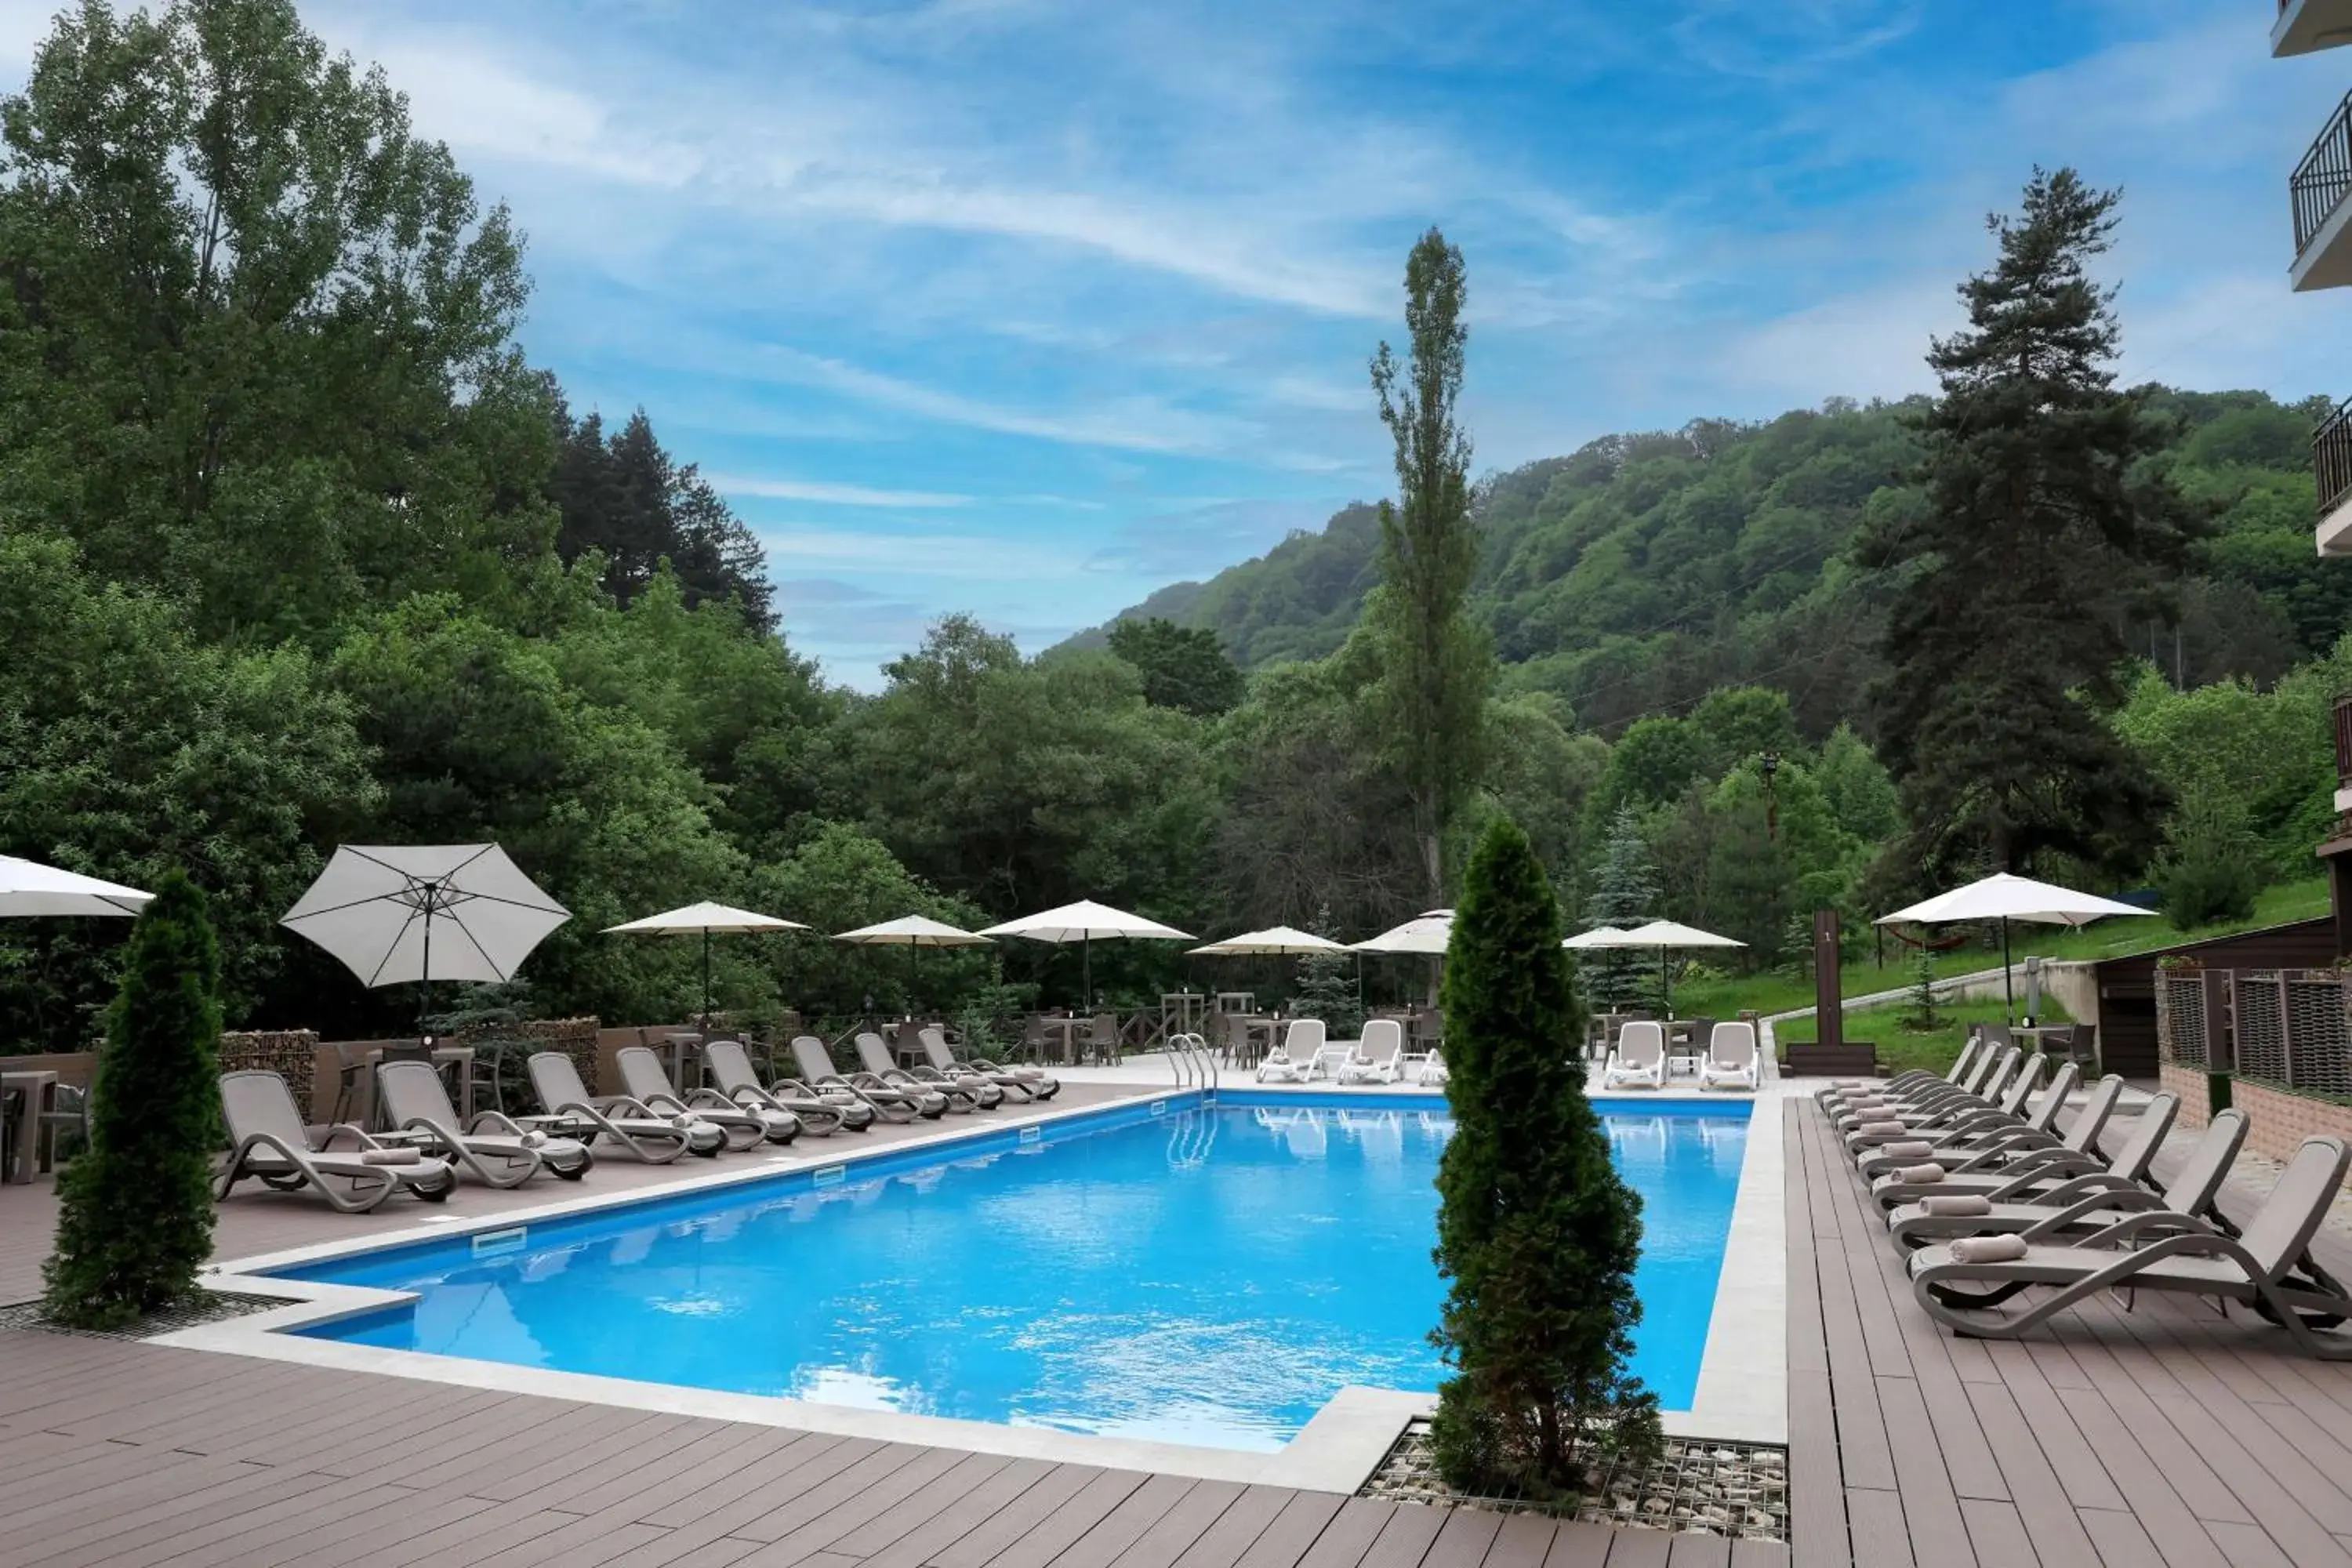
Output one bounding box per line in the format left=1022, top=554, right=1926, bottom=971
left=217, top=1030, right=323, bottom=1116
left=510, top=1016, right=600, bottom=1094
left=2283, top=971, right=2352, bottom=1098
left=2155, top=974, right=2208, bottom=1069
left=2232, top=972, right=2290, bottom=1086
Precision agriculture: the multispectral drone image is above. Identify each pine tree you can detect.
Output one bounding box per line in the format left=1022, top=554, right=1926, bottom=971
left=1431, top=817, right=1660, bottom=1497
left=1864, top=168, right=2198, bottom=884
left=1903, top=942, right=1940, bottom=1031
left=1580, top=806, right=1659, bottom=1011
left=1368, top=227, right=1492, bottom=909
left=1288, top=904, right=1363, bottom=1036
left=43, top=871, right=223, bottom=1329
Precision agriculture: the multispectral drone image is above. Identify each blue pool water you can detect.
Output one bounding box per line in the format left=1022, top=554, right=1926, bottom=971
left=284, top=1095, right=1748, bottom=1452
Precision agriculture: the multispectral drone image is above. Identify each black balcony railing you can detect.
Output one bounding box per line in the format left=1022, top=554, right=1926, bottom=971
left=2294, top=91, right=2352, bottom=255
left=2333, top=691, right=2352, bottom=789
left=2318, top=394, right=2352, bottom=518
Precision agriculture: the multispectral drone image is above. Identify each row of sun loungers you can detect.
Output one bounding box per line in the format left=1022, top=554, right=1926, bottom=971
left=1253, top=1018, right=1433, bottom=1085
left=1603, top=1021, right=1761, bottom=1091
left=1819, top=1036, right=2352, bottom=1359
left=216, top=1029, right=1059, bottom=1214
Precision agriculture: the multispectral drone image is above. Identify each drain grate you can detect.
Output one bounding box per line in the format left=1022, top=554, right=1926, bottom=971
left=1361, top=1418, right=1790, bottom=1544
left=0, top=1290, right=295, bottom=1342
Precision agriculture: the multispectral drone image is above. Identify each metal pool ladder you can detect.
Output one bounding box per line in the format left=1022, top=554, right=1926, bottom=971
left=1166, top=1031, right=1219, bottom=1096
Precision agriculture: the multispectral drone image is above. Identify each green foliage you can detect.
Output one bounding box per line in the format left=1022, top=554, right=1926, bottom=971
left=1106, top=616, right=1245, bottom=717
left=1287, top=906, right=1363, bottom=1036
left=751, top=823, right=993, bottom=1017
left=2152, top=786, right=2263, bottom=929
left=1430, top=818, right=1660, bottom=1496
left=42, top=872, right=222, bottom=1328
left=1578, top=807, right=1659, bottom=1009
left=1367, top=227, right=1492, bottom=905
left=552, top=408, right=773, bottom=630
left=1902, top=942, right=1941, bottom=1031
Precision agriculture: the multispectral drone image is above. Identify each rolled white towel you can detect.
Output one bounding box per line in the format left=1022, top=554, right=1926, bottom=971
left=1922, top=1194, right=1992, bottom=1217
left=1878, top=1141, right=1936, bottom=1160
left=360, top=1148, right=421, bottom=1167
left=1896, top=1163, right=1945, bottom=1185
left=1948, top=1232, right=2028, bottom=1264
left=1857, top=1121, right=1907, bottom=1138
left=520, top=1131, right=547, bottom=1148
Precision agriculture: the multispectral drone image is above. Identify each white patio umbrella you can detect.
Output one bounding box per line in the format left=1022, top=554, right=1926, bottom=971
left=0, top=854, right=151, bottom=917
left=1877, top=871, right=2152, bottom=1019
left=282, top=844, right=571, bottom=1028
left=833, top=915, right=993, bottom=1011
left=1616, top=919, right=1744, bottom=1017
left=607, top=902, right=808, bottom=1022
left=978, top=899, right=1193, bottom=1010
left=1189, top=925, right=1346, bottom=956
left=1562, top=924, right=1635, bottom=949
left=1350, top=909, right=1455, bottom=956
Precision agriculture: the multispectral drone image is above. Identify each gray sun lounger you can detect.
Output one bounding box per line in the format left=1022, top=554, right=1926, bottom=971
left=376, top=1058, right=593, bottom=1187
left=1827, top=1039, right=1998, bottom=1117
left=1844, top=1051, right=2040, bottom=1150
left=217, top=1069, right=456, bottom=1212
left=1857, top=1061, right=2085, bottom=1178
left=703, top=1039, right=867, bottom=1133
left=1886, top=1103, right=2245, bottom=1249
left=791, top=1036, right=946, bottom=1120
left=855, top=1032, right=995, bottom=1112
left=1821, top=1037, right=1982, bottom=1109
left=615, top=1046, right=792, bottom=1149
left=527, top=1051, right=724, bottom=1161
left=1909, top=1133, right=2352, bottom=1358
left=919, top=1025, right=1057, bottom=1102
left=1868, top=1074, right=2135, bottom=1207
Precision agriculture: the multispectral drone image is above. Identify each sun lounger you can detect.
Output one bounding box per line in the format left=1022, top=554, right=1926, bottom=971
left=1832, top=1046, right=2022, bottom=1128
left=1887, top=1103, right=2243, bottom=1249
left=1841, top=1051, right=2038, bottom=1148
left=217, top=1069, right=457, bottom=1211
left=1603, top=1021, right=1668, bottom=1090
left=792, top=1036, right=947, bottom=1120
left=856, top=1032, right=995, bottom=1112
left=1337, top=1018, right=1406, bottom=1085
left=1822, top=1037, right=1981, bottom=1108
left=1828, top=1040, right=2002, bottom=1118
left=919, top=1026, right=1057, bottom=1101
left=1857, top=1061, right=2082, bottom=1178
left=1697, top=1022, right=1762, bottom=1091
left=1255, top=1018, right=1325, bottom=1083
left=1869, top=1074, right=2136, bottom=1207
left=526, top=1051, right=724, bottom=1161
left=1908, top=1133, right=2352, bottom=1357
left=703, top=1039, right=866, bottom=1133
left=375, top=1058, right=592, bottom=1186
left=615, top=1046, right=791, bottom=1149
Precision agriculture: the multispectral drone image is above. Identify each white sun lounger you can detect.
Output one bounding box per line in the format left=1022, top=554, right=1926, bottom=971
left=1697, top=1022, right=1761, bottom=1091
left=1255, top=1018, right=1325, bottom=1083
left=1337, top=1018, right=1406, bottom=1084
left=1603, top=1021, right=1667, bottom=1090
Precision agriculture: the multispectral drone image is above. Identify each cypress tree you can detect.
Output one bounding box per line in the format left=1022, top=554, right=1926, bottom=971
left=1431, top=817, right=1660, bottom=1497
left=43, top=871, right=224, bottom=1329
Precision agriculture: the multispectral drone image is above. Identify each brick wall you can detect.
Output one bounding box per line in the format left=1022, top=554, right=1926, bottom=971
left=2232, top=1077, right=2352, bottom=1171
left=2160, top=1061, right=2212, bottom=1131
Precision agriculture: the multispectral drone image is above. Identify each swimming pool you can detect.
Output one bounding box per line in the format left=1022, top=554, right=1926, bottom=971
left=279, top=1094, right=1749, bottom=1453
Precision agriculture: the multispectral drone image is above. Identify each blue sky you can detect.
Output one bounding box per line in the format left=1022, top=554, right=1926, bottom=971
left=5, top=1, right=2349, bottom=686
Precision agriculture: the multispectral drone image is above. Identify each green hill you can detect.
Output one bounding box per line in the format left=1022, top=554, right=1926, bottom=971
left=1076, top=390, right=2347, bottom=736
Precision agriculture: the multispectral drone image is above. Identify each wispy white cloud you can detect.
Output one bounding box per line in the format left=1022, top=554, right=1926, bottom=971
left=708, top=475, right=971, bottom=507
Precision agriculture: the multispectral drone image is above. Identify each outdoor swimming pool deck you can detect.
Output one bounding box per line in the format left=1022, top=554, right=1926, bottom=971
left=9, top=1070, right=2352, bottom=1565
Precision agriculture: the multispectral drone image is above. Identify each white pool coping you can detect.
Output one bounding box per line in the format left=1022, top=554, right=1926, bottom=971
left=178, top=1078, right=1784, bottom=1491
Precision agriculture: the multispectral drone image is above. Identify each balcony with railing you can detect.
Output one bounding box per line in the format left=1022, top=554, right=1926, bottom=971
left=2316, top=397, right=2352, bottom=555
left=2277, top=0, right=2352, bottom=57
left=2292, top=91, right=2352, bottom=290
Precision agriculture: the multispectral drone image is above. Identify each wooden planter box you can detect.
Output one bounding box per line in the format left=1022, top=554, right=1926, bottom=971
left=1782, top=1040, right=1879, bottom=1078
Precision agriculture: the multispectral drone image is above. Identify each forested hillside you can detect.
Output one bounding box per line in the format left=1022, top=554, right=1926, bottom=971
left=1090, top=391, right=2347, bottom=738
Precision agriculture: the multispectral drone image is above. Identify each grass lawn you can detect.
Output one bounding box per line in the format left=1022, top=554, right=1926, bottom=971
left=1661, top=875, right=2328, bottom=1025
left=1773, top=996, right=2069, bottom=1078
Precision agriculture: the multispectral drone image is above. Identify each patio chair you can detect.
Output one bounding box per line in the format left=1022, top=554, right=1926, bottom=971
left=1603, top=1021, right=1667, bottom=1090
left=1886, top=1102, right=2243, bottom=1250
left=525, top=1051, right=724, bottom=1162
left=1697, top=1022, right=1761, bottom=1091
left=615, top=1046, right=790, bottom=1148
left=1018, top=1014, right=1054, bottom=1065
left=1857, top=1060, right=2082, bottom=1178
left=855, top=1032, right=993, bottom=1112
left=918, top=1026, right=1055, bottom=1102
left=1337, top=1018, right=1406, bottom=1085
left=375, top=1058, right=592, bottom=1187
left=702, top=1039, right=864, bottom=1134
left=1907, top=1133, right=2352, bottom=1358
left=790, top=1036, right=946, bottom=1120
left=1868, top=1071, right=2129, bottom=1207
left=1255, top=1018, right=1324, bottom=1083
left=216, top=1069, right=456, bottom=1212
left=1084, top=1013, right=1122, bottom=1064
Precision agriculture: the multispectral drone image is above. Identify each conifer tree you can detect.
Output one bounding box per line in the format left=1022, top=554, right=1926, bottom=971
left=43, top=871, right=223, bottom=1329
left=1287, top=904, right=1363, bottom=1036
left=1864, top=168, right=2198, bottom=884
left=1580, top=805, right=1659, bottom=1010
left=1431, top=817, right=1660, bottom=1497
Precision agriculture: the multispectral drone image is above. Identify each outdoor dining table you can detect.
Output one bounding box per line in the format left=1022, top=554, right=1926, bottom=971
left=1, top=1069, right=57, bottom=1184
left=1036, top=1017, right=1087, bottom=1065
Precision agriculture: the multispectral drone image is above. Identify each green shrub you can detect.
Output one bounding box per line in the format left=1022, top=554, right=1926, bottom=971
left=42, top=871, right=223, bottom=1329
left=1429, top=817, right=1661, bottom=1498
left=2154, top=791, right=2262, bottom=929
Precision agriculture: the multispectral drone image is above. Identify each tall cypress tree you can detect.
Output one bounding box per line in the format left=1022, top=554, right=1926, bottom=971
left=1865, top=168, right=2198, bottom=883
left=1431, top=817, right=1659, bottom=1497
left=43, top=871, right=223, bottom=1329
left=1369, top=227, right=1492, bottom=910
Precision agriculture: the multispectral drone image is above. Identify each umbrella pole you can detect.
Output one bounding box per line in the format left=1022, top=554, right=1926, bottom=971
left=2002, top=916, right=2014, bottom=1023
left=1661, top=946, right=1671, bottom=1019
left=418, top=902, right=434, bottom=1036
left=701, top=927, right=713, bottom=1028
left=1083, top=937, right=1093, bottom=1013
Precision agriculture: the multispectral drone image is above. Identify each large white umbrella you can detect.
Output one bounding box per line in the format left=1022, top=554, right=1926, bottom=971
left=1190, top=925, right=1345, bottom=956
left=1350, top=909, right=1454, bottom=956
left=1877, top=872, right=2152, bottom=1018
left=607, top=902, right=808, bottom=1022
left=0, top=854, right=151, bottom=917
left=834, top=915, right=993, bottom=1011
left=978, top=899, right=1192, bottom=1009
left=282, top=844, right=570, bottom=1026
left=1562, top=925, right=1635, bottom=950
left=1615, top=919, right=1744, bottom=1016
